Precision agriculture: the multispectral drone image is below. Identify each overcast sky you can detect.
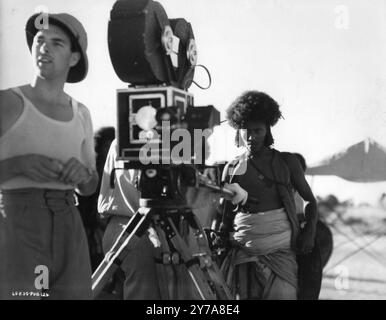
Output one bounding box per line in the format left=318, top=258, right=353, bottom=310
left=1, top=0, right=386, bottom=204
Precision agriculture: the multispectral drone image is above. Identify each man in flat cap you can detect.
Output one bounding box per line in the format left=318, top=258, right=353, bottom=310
left=0, top=12, right=98, bottom=299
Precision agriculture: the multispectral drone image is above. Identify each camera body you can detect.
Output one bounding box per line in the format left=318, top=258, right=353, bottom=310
left=109, top=0, right=220, bottom=168
left=108, top=0, right=221, bottom=207
left=91, top=2, right=230, bottom=299
left=117, top=85, right=192, bottom=166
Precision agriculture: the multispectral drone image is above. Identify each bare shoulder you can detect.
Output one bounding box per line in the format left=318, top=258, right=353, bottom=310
left=64, top=92, right=90, bottom=116
left=0, top=88, right=24, bottom=136
left=0, top=88, right=23, bottom=111
left=76, top=101, right=92, bottom=119
left=77, top=101, right=90, bottom=113
left=280, top=152, right=303, bottom=173
left=280, top=151, right=296, bottom=164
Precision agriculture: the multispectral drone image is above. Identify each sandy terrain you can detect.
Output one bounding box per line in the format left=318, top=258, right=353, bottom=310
left=319, top=205, right=386, bottom=300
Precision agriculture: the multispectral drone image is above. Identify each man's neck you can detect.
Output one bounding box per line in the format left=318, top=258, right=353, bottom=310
left=248, top=146, right=271, bottom=159
left=29, top=76, right=67, bottom=104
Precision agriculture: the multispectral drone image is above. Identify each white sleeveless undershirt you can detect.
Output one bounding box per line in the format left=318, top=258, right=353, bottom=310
left=0, top=87, right=95, bottom=190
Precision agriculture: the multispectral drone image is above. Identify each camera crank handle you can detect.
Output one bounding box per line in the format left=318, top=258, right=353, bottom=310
left=221, top=187, right=259, bottom=206
left=198, top=181, right=234, bottom=197
left=197, top=173, right=257, bottom=203
left=197, top=177, right=257, bottom=203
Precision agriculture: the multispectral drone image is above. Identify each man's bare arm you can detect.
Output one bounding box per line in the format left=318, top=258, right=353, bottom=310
left=0, top=89, right=24, bottom=137
left=286, top=154, right=318, bottom=231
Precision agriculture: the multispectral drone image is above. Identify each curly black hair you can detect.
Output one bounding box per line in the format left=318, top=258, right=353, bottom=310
left=226, top=91, right=282, bottom=129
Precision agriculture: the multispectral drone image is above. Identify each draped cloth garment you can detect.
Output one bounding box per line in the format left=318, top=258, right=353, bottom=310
left=221, top=208, right=298, bottom=300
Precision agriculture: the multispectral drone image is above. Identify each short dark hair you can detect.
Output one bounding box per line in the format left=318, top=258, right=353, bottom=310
left=227, top=91, right=282, bottom=147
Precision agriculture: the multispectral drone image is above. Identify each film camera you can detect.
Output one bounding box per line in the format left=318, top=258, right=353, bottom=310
left=108, top=0, right=226, bottom=209
left=92, top=0, right=233, bottom=300
left=109, top=0, right=220, bottom=170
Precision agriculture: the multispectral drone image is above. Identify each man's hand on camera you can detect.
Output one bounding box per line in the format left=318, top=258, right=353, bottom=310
left=15, top=154, right=63, bottom=182
left=224, top=183, right=248, bottom=205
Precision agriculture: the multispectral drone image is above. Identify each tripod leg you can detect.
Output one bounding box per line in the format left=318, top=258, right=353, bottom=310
left=161, top=216, right=220, bottom=300
left=91, top=207, right=152, bottom=299
left=202, top=252, right=233, bottom=300
left=189, top=214, right=233, bottom=300
left=152, top=222, right=178, bottom=300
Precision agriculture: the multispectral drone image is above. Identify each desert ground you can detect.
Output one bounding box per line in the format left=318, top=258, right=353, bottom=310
left=319, top=204, right=386, bottom=300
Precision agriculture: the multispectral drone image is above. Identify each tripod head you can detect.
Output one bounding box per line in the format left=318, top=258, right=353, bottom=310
left=124, top=163, right=233, bottom=210
left=107, top=160, right=255, bottom=213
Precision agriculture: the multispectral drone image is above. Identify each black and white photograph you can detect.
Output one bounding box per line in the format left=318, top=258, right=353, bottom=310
left=1, top=0, right=386, bottom=305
